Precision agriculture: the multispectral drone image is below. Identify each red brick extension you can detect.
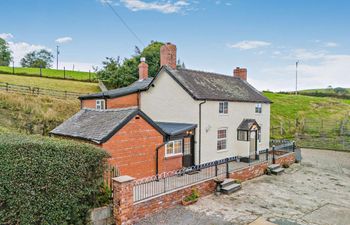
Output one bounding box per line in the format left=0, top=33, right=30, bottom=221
left=101, top=115, right=182, bottom=179
left=113, top=155, right=299, bottom=225
left=81, top=93, right=139, bottom=109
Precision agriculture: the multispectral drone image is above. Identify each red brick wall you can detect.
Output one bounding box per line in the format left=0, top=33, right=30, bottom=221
left=101, top=115, right=182, bottom=179
left=275, top=152, right=296, bottom=166
left=81, top=94, right=138, bottom=109
left=107, top=94, right=138, bottom=109
left=229, top=162, right=268, bottom=181
left=132, top=180, right=216, bottom=223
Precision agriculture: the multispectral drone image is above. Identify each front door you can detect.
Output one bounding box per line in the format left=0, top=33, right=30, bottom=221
left=182, top=136, right=194, bottom=167
left=249, top=131, right=257, bottom=159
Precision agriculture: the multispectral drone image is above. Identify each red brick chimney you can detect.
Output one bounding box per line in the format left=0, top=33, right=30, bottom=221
left=234, top=67, right=247, bottom=81
left=138, top=57, right=148, bottom=80
left=160, top=43, right=177, bottom=69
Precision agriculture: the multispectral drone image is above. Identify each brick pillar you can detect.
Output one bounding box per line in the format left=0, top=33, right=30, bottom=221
left=113, top=175, right=135, bottom=225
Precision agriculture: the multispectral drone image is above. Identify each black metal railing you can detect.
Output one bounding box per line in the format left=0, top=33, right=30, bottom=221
left=270, top=140, right=295, bottom=164
left=133, top=152, right=272, bottom=203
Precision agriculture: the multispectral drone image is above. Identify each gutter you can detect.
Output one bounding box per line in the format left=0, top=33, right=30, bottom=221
left=198, top=100, right=207, bottom=165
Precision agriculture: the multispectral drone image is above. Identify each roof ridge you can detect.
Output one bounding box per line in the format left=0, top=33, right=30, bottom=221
left=176, top=67, right=235, bottom=78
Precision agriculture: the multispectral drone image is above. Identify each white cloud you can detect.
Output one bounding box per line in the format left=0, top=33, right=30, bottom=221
left=119, top=0, right=190, bottom=13
left=55, top=37, right=73, bottom=44
left=8, top=41, right=51, bottom=66
left=59, top=61, right=101, bottom=72
left=0, top=33, right=14, bottom=40
left=290, top=49, right=327, bottom=60
left=228, top=40, right=271, bottom=50
left=252, top=52, right=350, bottom=91
left=325, top=42, right=338, bottom=47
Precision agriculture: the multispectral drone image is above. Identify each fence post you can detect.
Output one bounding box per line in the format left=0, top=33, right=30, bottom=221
left=89, top=70, right=91, bottom=81
left=292, top=141, right=296, bottom=152
left=226, top=159, right=229, bottom=178
left=113, top=176, right=135, bottom=225
left=64, top=67, right=66, bottom=79
left=272, top=145, right=276, bottom=164
left=40, top=66, right=42, bottom=77
left=215, top=161, right=218, bottom=177
left=266, top=148, right=269, bottom=161
left=6, top=83, right=8, bottom=92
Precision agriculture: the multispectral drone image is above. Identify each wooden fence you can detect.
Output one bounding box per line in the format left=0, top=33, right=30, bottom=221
left=0, top=82, right=86, bottom=99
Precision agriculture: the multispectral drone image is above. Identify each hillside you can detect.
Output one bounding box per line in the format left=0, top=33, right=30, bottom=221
left=0, top=91, right=80, bottom=135
left=0, top=66, right=97, bottom=81
left=0, top=74, right=100, bottom=93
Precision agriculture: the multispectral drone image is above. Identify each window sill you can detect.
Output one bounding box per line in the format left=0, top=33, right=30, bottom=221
left=165, top=154, right=183, bottom=160
left=217, top=149, right=228, bottom=153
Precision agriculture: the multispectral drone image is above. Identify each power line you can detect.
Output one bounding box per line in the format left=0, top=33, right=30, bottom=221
left=105, top=2, right=145, bottom=48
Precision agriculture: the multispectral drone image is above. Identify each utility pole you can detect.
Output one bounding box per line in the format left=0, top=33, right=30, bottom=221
left=295, top=60, right=299, bottom=95
left=56, top=46, right=60, bottom=70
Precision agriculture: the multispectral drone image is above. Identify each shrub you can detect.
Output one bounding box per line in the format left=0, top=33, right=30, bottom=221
left=183, top=188, right=200, bottom=202
left=0, top=133, right=109, bottom=225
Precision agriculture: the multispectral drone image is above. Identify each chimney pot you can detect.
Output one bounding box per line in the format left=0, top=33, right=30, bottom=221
left=138, top=58, right=148, bottom=80
left=234, top=67, right=247, bottom=81
left=160, top=43, right=177, bottom=69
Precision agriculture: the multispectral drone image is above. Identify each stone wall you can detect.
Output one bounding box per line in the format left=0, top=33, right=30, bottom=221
left=229, top=162, right=268, bottom=181
left=88, top=206, right=114, bottom=225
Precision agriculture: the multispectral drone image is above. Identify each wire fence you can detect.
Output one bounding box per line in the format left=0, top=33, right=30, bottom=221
left=271, top=118, right=350, bottom=151
left=0, top=82, right=86, bottom=99
left=0, top=66, right=97, bottom=82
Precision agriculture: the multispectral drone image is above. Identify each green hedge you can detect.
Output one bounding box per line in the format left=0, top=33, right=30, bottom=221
left=0, top=133, right=109, bottom=225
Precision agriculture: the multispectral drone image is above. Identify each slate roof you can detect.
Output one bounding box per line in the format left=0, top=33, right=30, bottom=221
left=237, top=119, right=260, bottom=131
left=79, top=78, right=153, bottom=100
left=162, top=66, right=271, bottom=103
left=50, top=108, right=141, bottom=143
left=156, top=122, right=197, bottom=136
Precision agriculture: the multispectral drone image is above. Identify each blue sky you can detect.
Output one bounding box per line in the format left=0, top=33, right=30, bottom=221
left=1, top=0, right=350, bottom=91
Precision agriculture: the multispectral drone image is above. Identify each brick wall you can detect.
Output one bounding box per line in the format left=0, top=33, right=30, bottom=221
left=81, top=93, right=138, bottom=109
left=275, top=152, right=295, bottom=166
left=229, top=162, right=268, bottom=181
left=101, top=115, right=182, bottom=179
left=112, top=152, right=296, bottom=225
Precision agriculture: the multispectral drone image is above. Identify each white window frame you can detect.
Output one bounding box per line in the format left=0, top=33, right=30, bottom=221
left=165, top=140, right=183, bottom=157
left=219, top=102, right=228, bottom=115
left=96, top=99, right=105, bottom=110
left=255, top=103, right=262, bottom=114
left=217, top=128, right=227, bottom=151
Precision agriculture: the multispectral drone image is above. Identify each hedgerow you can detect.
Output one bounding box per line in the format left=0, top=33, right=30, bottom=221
left=0, top=133, right=109, bottom=225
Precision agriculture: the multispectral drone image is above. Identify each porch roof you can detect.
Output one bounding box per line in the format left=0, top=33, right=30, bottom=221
left=156, top=122, right=197, bottom=136
left=237, top=119, right=260, bottom=131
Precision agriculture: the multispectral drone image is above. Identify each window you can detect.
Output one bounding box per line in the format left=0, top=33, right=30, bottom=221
left=238, top=130, right=248, bottom=141
left=255, top=103, right=262, bottom=113
left=96, top=100, right=105, bottom=110
left=219, top=102, right=228, bottom=114
left=165, top=140, right=183, bottom=157
left=217, top=128, right=227, bottom=151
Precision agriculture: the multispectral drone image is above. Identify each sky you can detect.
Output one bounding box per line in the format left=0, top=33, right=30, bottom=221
left=0, top=0, right=350, bottom=91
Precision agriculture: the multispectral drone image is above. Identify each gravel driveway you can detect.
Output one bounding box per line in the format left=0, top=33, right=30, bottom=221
left=136, top=149, right=350, bottom=225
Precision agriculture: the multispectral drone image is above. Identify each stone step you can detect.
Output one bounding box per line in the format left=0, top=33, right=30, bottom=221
left=220, top=179, right=236, bottom=188
left=268, top=164, right=281, bottom=170
left=271, top=167, right=285, bottom=175
left=221, top=183, right=242, bottom=195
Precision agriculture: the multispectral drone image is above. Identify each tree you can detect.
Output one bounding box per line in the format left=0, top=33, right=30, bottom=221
left=97, top=41, right=164, bottom=89
left=20, top=49, right=53, bottom=68
left=0, top=37, right=12, bottom=66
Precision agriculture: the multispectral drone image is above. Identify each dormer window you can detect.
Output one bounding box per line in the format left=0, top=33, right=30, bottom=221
left=219, top=102, right=228, bottom=114
left=96, top=99, right=105, bottom=110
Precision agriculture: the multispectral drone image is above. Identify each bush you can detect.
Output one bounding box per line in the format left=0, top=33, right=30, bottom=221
left=0, top=133, right=109, bottom=225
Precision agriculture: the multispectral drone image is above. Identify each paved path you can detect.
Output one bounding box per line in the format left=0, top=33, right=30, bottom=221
left=136, top=149, right=350, bottom=225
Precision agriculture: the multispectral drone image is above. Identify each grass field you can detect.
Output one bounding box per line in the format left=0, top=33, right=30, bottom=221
left=0, top=74, right=100, bottom=93
left=0, top=66, right=97, bottom=81
left=0, top=91, right=80, bottom=135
